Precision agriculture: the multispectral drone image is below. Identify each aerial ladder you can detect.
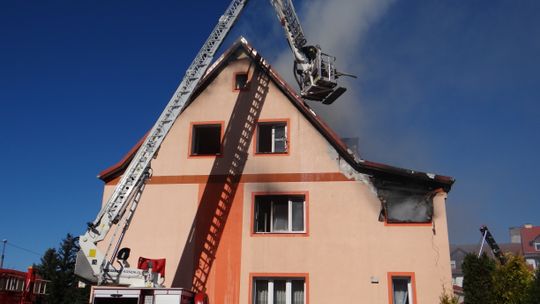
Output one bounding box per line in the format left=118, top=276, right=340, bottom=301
left=75, top=0, right=353, bottom=289
left=479, top=225, right=506, bottom=264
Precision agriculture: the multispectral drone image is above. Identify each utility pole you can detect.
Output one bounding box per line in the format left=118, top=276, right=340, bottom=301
left=0, top=239, right=6, bottom=269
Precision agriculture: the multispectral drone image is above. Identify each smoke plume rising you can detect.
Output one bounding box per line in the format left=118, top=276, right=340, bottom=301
left=271, top=0, right=395, bottom=136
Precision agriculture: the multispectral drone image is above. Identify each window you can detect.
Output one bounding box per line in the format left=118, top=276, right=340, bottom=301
left=388, top=273, right=416, bottom=304
left=535, top=242, right=540, bottom=251
left=253, top=277, right=305, bottom=304
left=3, top=276, right=24, bottom=291
left=257, top=122, right=287, bottom=154
left=254, top=195, right=305, bottom=233
left=234, top=72, right=249, bottom=90
left=379, top=187, right=434, bottom=225
left=191, top=123, right=222, bottom=156
left=33, top=280, right=48, bottom=295
left=450, top=260, right=456, bottom=270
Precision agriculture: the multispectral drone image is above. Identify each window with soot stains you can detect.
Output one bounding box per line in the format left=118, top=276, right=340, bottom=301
left=379, top=188, right=434, bottom=224
left=254, top=195, right=305, bottom=233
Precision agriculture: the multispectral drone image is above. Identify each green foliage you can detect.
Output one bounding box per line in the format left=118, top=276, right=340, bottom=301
left=529, top=267, right=540, bottom=304
left=439, top=289, right=459, bottom=304
left=492, top=254, right=533, bottom=304
left=462, top=252, right=540, bottom=304
left=462, top=252, right=496, bottom=304
left=36, top=234, right=90, bottom=304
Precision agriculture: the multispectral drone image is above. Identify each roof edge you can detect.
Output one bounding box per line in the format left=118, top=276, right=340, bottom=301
left=98, top=37, right=455, bottom=190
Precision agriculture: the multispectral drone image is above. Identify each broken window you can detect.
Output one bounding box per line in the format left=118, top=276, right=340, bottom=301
left=253, top=277, right=305, bottom=304
left=390, top=275, right=415, bottom=304
left=254, top=195, right=305, bottom=233
left=378, top=187, right=434, bottom=224
left=191, top=124, right=221, bottom=155
left=234, top=72, right=248, bottom=90
left=257, top=122, right=287, bottom=154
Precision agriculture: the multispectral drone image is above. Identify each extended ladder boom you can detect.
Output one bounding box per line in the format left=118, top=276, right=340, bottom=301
left=270, top=0, right=352, bottom=104
left=270, top=0, right=308, bottom=63
left=77, top=0, right=250, bottom=285
left=479, top=225, right=506, bottom=265
left=76, top=0, right=353, bottom=286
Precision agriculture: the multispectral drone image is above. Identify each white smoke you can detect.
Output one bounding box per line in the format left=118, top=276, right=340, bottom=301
left=271, top=0, right=395, bottom=134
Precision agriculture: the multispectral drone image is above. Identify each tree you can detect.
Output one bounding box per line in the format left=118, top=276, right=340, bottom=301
left=439, top=289, right=459, bottom=304
left=36, top=234, right=89, bottom=304
left=529, top=267, right=540, bottom=304
left=462, top=252, right=496, bottom=304
left=492, top=254, right=533, bottom=304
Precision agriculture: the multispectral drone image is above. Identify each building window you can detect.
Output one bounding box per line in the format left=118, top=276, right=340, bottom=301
left=535, top=242, right=540, bottom=251
left=379, top=188, right=435, bottom=225
left=253, top=277, right=305, bottom=304
left=388, top=273, right=416, bottom=304
left=450, top=260, right=456, bottom=270
left=234, top=72, right=249, bottom=90
left=254, top=195, right=305, bottom=233
left=257, top=122, right=287, bottom=154
left=191, top=123, right=222, bottom=156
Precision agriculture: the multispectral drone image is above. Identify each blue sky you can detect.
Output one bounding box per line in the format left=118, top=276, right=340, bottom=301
left=1, top=0, right=539, bottom=271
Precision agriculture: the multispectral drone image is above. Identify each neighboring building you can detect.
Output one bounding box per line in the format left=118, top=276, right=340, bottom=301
left=0, top=267, right=48, bottom=304
left=450, top=223, right=540, bottom=289
left=450, top=243, right=522, bottom=287
left=96, top=38, right=455, bottom=304
left=512, top=224, right=540, bottom=269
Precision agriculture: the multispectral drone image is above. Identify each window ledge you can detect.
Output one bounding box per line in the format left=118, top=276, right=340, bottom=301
left=251, top=232, right=309, bottom=237
left=384, top=221, right=433, bottom=227
left=253, top=151, right=289, bottom=156
left=189, top=153, right=223, bottom=158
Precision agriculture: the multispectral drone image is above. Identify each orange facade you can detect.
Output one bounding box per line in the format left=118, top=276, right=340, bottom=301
left=97, top=39, right=454, bottom=303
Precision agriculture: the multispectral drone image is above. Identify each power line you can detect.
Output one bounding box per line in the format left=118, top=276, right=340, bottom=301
left=5, top=241, right=42, bottom=257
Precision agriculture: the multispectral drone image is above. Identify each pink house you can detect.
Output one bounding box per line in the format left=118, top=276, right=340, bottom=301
left=96, top=38, right=455, bottom=304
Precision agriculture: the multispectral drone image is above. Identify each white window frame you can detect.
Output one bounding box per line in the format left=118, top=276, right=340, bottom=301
left=255, top=195, right=306, bottom=234
left=253, top=277, right=306, bottom=304
left=391, top=276, right=414, bottom=304
left=257, top=122, right=288, bottom=153
left=535, top=242, right=540, bottom=251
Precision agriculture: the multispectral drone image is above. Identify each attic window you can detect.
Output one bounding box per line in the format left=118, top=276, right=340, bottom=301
left=191, top=123, right=222, bottom=156
left=234, top=72, right=248, bottom=90
left=256, top=122, right=288, bottom=154
left=535, top=242, right=540, bottom=251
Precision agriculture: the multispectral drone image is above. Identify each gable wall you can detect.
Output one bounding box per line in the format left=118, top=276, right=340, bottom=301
left=98, top=53, right=452, bottom=303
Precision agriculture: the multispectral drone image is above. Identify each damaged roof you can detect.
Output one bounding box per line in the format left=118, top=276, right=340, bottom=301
left=98, top=37, right=454, bottom=192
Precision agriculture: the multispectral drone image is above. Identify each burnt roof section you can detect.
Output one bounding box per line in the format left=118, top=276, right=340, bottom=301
left=99, top=37, right=454, bottom=191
